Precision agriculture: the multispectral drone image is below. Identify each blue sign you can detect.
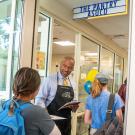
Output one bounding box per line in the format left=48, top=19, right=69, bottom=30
left=73, top=0, right=128, bottom=19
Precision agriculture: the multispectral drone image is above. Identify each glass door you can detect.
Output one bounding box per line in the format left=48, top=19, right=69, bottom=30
left=100, top=47, right=114, bottom=92
left=0, top=0, right=23, bottom=100
left=33, top=12, right=51, bottom=80
left=51, top=20, right=76, bottom=76
left=77, top=36, right=99, bottom=135
left=78, top=36, right=99, bottom=112
left=113, top=55, right=124, bottom=93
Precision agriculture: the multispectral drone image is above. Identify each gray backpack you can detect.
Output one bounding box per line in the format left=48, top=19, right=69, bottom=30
left=93, top=94, right=123, bottom=135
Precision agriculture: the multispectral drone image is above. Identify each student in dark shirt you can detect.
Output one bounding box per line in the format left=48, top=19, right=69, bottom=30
left=13, top=67, right=61, bottom=135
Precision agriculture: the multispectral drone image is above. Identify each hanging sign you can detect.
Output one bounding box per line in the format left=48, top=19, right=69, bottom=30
left=73, top=0, right=128, bottom=19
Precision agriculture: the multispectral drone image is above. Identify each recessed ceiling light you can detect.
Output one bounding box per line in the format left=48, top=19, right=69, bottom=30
left=53, top=41, right=75, bottom=46
left=85, top=52, right=98, bottom=56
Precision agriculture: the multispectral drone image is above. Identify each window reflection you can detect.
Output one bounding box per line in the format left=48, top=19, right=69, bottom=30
left=51, top=20, right=75, bottom=75
left=78, top=36, right=99, bottom=111
left=10, top=0, right=24, bottom=97
left=100, top=48, right=114, bottom=92
left=114, top=55, right=123, bottom=92
left=76, top=114, right=89, bottom=135
left=0, top=0, right=12, bottom=99
left=33, top=13, right=51, bottom=79
left=0, top=0, right=23, bottom=99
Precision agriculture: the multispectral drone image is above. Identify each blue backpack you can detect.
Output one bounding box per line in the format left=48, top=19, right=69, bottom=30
left=0, top=99, right=31, bottom=135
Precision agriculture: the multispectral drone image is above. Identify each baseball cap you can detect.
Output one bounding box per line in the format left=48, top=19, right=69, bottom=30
left=95, top=73, right=110, bottom=84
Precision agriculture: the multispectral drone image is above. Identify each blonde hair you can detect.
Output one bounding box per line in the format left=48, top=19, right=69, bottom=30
left=91, top=79, right=102, bottom=98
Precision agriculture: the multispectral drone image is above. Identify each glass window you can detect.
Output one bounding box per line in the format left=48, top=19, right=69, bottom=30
left=0, top=0, right=23, bottom=100
left=12, top=0, right=24, bottom=76
left=76, top=114, right=89, bottom=135
left=51, top=20, right=75, bottom=75
left=100, top=48, right=114, bottom=92
left=10, top=0, right=24, bottom=97
left=0, top=0, right=12, bottom=99
left=78, top=36, right=99, bottom=112
left=33, top=13, right=51, bottom=79
left=113, top=55, right=124, bottom=93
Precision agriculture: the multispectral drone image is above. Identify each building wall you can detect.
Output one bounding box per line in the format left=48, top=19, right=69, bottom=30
left=39, top=0, right=128, bottom=78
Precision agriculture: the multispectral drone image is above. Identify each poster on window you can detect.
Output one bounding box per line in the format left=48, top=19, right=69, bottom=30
left=36, top=51, right=45, bottom=70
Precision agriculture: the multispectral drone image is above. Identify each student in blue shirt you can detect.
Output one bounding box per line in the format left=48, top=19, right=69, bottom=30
left=35, top=56, right=78, bottom=135
left=84, top=73, right=124, bottom=135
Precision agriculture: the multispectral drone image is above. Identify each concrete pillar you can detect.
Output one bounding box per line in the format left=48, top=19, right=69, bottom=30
left=20, top=0, right=38, bottom=67
left=124, top=0, right=135, bottom=134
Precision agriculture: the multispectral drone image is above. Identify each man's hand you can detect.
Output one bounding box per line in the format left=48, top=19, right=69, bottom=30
left=69, top=104, right=79, bottom=112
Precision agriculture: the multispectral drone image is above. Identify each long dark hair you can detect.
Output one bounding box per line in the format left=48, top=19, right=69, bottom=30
left=13, top=67, right=41, bottom=97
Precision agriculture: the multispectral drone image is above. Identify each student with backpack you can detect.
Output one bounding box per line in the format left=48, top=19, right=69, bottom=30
left=0, top=67, right=61, bottom=135
left=84, top=73, right=124, bottom=135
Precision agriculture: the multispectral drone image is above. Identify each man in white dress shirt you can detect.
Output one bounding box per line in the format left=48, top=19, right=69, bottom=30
left=35, top=56, right=78, bottom=135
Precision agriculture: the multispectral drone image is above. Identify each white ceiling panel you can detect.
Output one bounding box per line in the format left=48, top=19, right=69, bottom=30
left=52, top=44, right=75, bottom=54
left=112, top=38, right=128, bottom=50
left=57, top=0, right=112, bottom=9
left=87, top=15, right=129, bottom=35
left=87, top=15, right=129, bottom=50
left=56, top=0, right=129, bottom=50
left=52, top=21, right=76, bottom=55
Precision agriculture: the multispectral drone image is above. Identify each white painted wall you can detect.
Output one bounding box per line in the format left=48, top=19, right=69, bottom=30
left=20, top=0, right=37, bottom=67
left=124, top=0, right=135, bottom=134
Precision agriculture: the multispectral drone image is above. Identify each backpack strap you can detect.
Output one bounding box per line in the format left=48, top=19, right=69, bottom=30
left=3, top=99, right=31, bottom=111
left=19, top=102, right=32, bottom=111
left=11, top=100, right=32, bottom=111
left=106, top=94, right=115, bottom=120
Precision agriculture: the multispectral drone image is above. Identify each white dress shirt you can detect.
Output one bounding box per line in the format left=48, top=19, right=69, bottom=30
left=35, top=72, right=77, bottom=107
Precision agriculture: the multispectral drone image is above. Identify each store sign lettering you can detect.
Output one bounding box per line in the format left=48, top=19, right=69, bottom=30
left=73, top=0, right=128, bottom=19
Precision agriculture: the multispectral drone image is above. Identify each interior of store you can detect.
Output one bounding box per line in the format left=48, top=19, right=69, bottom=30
left=0, top=0, right=129, bottom=135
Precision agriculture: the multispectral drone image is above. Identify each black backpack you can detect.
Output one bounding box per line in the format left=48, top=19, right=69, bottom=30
left=93, top=94, right=123, bottom=135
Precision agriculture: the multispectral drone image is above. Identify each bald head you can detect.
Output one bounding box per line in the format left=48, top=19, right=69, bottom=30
left=60, top=56, right=75, bottom=77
